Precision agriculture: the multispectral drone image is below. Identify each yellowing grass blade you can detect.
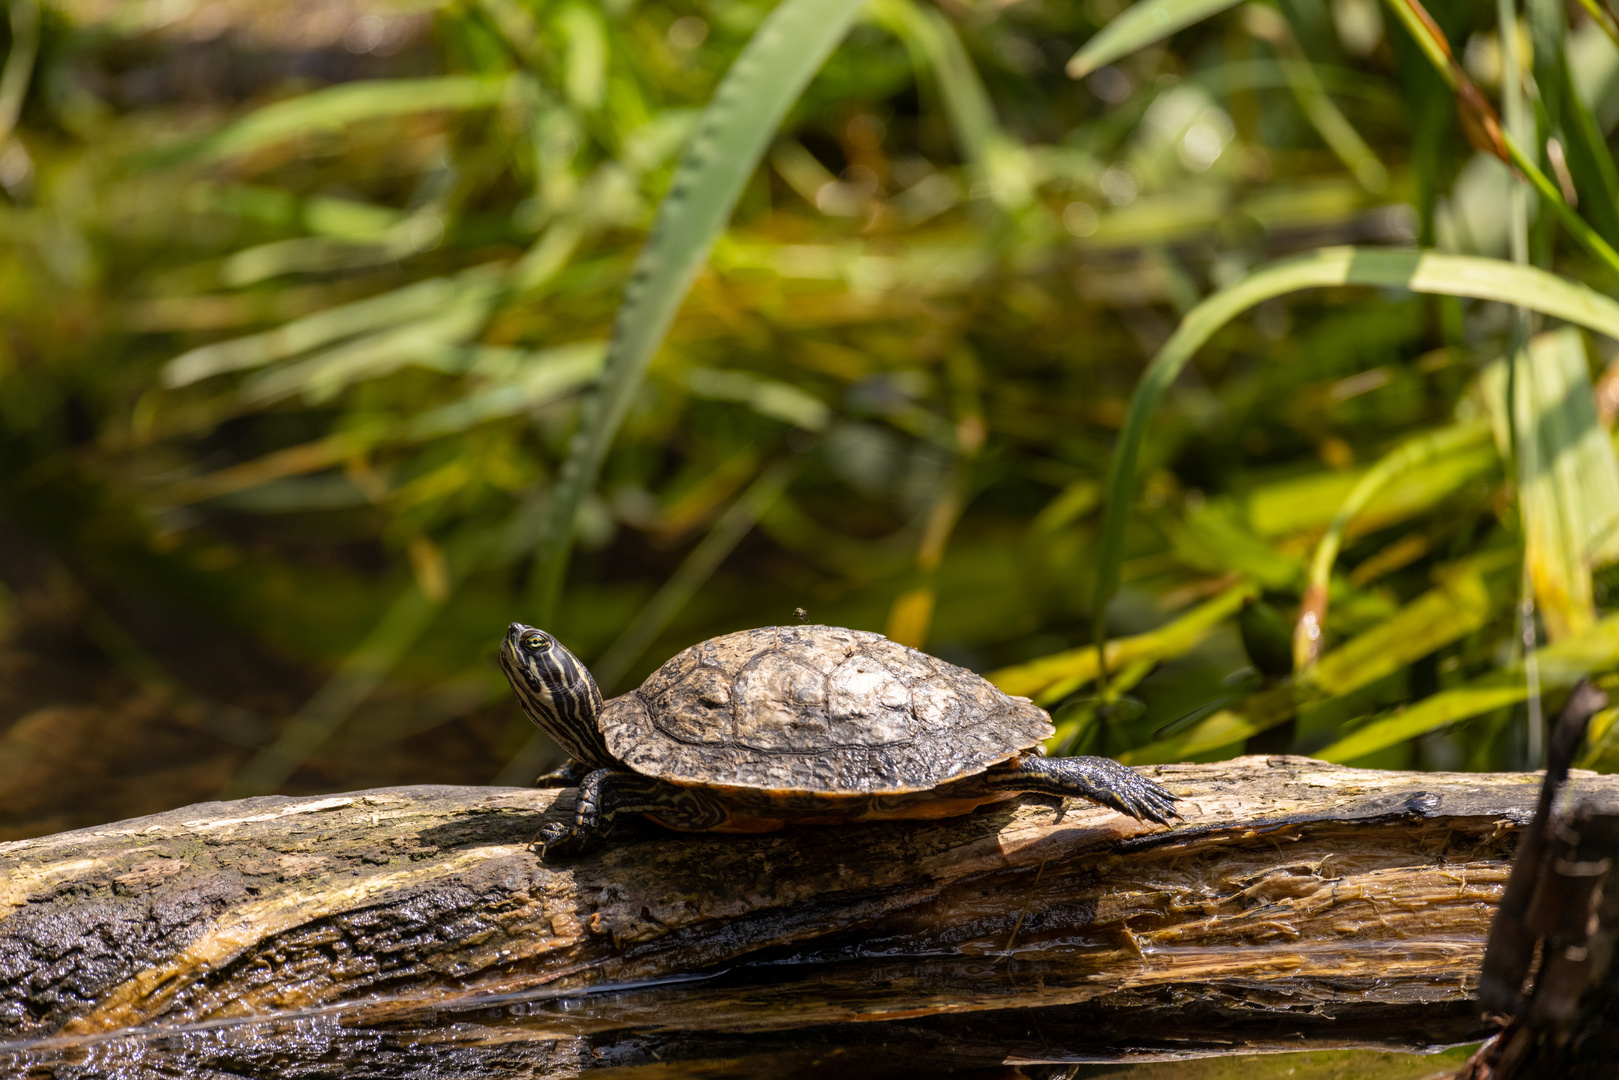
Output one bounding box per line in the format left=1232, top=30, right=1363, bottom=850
left=1314, top=612, right=1619, bottom=762
left=1511, top=328, right=1619, bottom=640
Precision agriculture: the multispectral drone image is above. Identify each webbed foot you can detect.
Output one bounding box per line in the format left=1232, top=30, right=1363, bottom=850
left=992, top=754, right=1181, bottom=825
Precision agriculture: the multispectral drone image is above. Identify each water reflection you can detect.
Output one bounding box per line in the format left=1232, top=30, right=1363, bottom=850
left=2, top=958, right=1485, bottom=1079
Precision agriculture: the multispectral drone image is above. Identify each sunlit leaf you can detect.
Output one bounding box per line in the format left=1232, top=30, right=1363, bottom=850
left=990, top=578, right=1256, bottom=703
left=1295, top=421, right=1496, bottom=671
left=1120, top=686, right=1296, bottom=764
left=687, top=368, right=831, bottom=430
left=1246, top=439, right=1499, bottom=538
left=407, top=343, right=607, bottom=440
left=163, top=271, right=498, bottom=387
left=1312, top=554, right=1509, bottom=697
left=242, top=289, right=501, bottom=405
left=1169, top=502, right=1301, bottom=590
left=1507, top=329, right=1619, bottom=640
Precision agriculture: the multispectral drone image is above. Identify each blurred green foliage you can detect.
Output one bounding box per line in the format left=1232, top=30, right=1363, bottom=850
left=7, top=0, right=1619, bottom=798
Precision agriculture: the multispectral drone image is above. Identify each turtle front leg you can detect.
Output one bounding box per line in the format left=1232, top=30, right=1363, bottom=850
left=533, top=759, right=589, bottom=788
left=536, top=768, right=725, bottom=857
left=984, top=754, right=1180, bottom=825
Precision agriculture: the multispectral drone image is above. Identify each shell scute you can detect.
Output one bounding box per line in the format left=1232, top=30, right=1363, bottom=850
left=825, top=656, right=911, bottom=745
left=639, top=646, right=698, bottom=701
left=696, top=627, right=776, bottom=676
left=854, top=637, right=937, bottom=683
left=732, top=656, right=828, bottom=751
left=651, top=665, right=734, bottom=745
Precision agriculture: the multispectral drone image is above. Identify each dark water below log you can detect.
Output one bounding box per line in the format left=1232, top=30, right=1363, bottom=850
left=2, top=957, right=1487, bottom=1079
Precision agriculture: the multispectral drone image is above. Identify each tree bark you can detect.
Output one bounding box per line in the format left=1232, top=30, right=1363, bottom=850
left=4, top=756, right=1616, bottom=1078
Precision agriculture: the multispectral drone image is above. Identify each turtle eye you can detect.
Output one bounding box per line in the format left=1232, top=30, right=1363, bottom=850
left=524, top=632, right=550, bottom=651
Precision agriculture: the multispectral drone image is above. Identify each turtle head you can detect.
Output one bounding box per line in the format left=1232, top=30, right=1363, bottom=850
left=499, top=623, right=614, bottom=768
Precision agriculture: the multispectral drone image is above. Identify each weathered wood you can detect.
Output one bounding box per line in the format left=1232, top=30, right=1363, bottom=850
left=1455, top=684, right=1619, bottom=1080
left=4, top=756, right=1617, bottom=1077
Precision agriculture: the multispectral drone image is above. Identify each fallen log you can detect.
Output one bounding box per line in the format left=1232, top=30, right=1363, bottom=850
left=3, top=756, right=1616, bottom=1078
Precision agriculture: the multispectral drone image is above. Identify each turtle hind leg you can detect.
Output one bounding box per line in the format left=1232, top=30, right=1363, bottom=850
left=984, top=754, right=1180, bottom=825
left=536, top=768, right=726, bottom=858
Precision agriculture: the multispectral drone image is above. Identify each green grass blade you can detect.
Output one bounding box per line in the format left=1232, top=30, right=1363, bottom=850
left=1120, top=685, right=1297, bottom=764
left=167, top=76, right=512, bottom=164
left=0, top=0, right=40, bottom=145
left=1121, top=708, right=1267, bottom=763
left=241, top=288, right=501, bottom=405
left=1092, top=246, right=1619, bottom=648
left=163, top=271, right=495, bottom=386
left=1247, top=441, right=1501, bottom=537
left=1548, top=12, right=1619, bottom=246
left=687, top=368, right=830, bottom=431
left=1243, top=5, right=1387, bottom=191
left=406, top=343, right=606, bottom=440
left=1067, top=0, right=1243, bottom=79
left=528, top=0, right=870, bottom=624
left=871, top=0, right=1026, bottom=208
left=1315, top=683, right=1530, bottom=763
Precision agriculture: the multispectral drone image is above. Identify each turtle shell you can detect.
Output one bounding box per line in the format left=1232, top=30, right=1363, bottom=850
left=598, top=625, right=1053, bottom=795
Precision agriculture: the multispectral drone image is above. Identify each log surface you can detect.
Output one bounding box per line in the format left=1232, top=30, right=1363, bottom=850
left=4, top=756, right=1616, bottom=1076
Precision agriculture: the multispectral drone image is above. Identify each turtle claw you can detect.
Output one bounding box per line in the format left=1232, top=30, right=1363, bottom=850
left=1126, top=780, right=1182, bottom=826
left=531, top=819, right=607, bottom=860
left=1097, top=764, right=1181, bottom=826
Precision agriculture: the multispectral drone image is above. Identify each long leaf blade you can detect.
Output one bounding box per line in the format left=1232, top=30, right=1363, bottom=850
left=528, top=0, right=870, bottom=623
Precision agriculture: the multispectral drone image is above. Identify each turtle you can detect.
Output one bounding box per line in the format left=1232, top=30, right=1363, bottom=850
left=498, top=621, right=1179, bottom=856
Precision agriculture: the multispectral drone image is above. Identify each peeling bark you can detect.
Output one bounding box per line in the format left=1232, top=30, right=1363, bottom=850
left=3, top=756, right=1615, bottom=1077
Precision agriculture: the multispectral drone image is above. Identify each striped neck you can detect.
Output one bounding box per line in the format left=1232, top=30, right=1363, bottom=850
left=498, top=623, right=615, bottom=768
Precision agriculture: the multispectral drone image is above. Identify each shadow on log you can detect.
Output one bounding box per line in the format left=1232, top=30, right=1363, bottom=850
left=4, top=756, right=1617, bottom=1078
